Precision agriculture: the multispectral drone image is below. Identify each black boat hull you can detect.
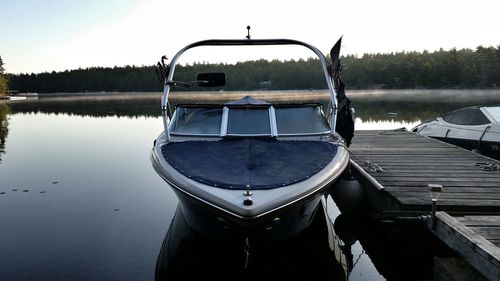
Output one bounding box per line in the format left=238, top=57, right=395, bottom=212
left=171, top=185, right=325, bottom=240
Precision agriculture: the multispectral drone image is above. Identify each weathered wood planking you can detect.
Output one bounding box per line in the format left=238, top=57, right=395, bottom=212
left=456, top=216, right=500, bottom=247
left=350, top=130, right=500, bottom=214
left=427, top=212, right=500, bottom=281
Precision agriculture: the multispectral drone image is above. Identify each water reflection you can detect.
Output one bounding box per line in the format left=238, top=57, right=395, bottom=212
left=0, top=102, right=9, bottom=164
left=350, top=90, right=500, bottom=123
left=331, top=211, right=438, bottom=281
left=155, top=202, right=349, bottom=280
left=0, top=111, right=173, bottom=281
left=155, top=196, right=442, bottom=281
left=9, top=90, right=500, bottom=126
left=8, top=93, right=161, bottom=118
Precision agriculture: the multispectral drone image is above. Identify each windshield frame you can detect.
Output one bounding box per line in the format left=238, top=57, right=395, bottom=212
left=169, top=103, right=331, bottom=138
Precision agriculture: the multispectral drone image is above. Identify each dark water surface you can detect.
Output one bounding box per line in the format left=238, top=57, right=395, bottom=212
left=1, top=90, right=499, bottom=280
left=0, top=108, right=176, bottom=280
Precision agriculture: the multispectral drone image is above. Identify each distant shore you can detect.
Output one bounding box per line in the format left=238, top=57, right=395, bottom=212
left=7, top=89, right=500, bottom=105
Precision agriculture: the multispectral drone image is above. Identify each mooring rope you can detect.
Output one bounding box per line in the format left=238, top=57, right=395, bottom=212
left=475, top=162, right=500, bottom=172
left=243, top=237, right=250, bottom=269
left=379, top=127, right=408, bottom=135
left=342, top=143, right=385, bottom=173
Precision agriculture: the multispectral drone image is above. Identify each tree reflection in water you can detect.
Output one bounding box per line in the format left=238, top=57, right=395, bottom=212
left=0, top=102, right=9, bottom=164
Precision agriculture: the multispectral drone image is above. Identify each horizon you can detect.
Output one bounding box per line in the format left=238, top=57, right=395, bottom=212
left=1, top=0, right=499, bottom=74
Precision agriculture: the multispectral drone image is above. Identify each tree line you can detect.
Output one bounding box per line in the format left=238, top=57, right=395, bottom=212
left=4, top=46, right=499, bottom=93
left=0, top=56, right=8, bottom=95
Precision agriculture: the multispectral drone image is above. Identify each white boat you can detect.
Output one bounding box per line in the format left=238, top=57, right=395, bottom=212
left=8, top=96, right=27, bottom=101
left=412, top=105, right=500, bottom=159
left=19, top=92, right=38, bottom=97
left=6, top=90, right=38, bottom=97
left=3, top=90, right=37, bottom=101
left=151, top=30, right=354, bottom=240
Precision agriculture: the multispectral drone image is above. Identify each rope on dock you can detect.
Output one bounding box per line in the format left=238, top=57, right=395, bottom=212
left=343, top=143, right=385, bottom=173
left=475, top=162, right=500, bottom=171
left=379, top=127, right=408, bottom=135
left=364, top=160, right=385, bottom=173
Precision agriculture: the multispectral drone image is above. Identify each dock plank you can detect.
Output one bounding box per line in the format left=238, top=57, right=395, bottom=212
left=458, top=216, right=500, bottom=225
left=457, top=216, right=500, bottom=242
left=385, top=187, right=500, bottom=192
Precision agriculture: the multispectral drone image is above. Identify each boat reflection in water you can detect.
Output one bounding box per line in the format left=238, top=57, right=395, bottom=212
left=155, top=197, right=349, bottom=280
left=332, top=211, right=437, bottom=281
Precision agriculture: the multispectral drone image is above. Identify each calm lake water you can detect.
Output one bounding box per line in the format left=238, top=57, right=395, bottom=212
left=1, top=89, right=499, bottom=280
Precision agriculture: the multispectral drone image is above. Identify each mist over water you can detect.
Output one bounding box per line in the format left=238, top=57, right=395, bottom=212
left=8, top=89, right=499, bottom=128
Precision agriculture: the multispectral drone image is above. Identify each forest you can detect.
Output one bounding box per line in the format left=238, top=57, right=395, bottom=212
left=4, top=46, right=500, bottom=93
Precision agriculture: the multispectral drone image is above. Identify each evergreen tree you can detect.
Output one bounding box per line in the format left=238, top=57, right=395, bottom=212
left=0, top=56, right=8, bottom=95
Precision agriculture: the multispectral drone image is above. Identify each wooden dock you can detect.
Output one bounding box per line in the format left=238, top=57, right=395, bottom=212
left=349, top=130, right=500, bottom=215
left=427, top=212, right=500, bottom=281
left=349, top=130, right=500, bottom=280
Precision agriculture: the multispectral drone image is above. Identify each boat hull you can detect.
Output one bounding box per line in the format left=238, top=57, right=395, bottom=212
left=151, top=135, right=350, bottom=240
left=432, top=136, right=500, bottom=160
left=173, top=185, right=325, bottom=240
left=414, top=120, right=500, bottom=160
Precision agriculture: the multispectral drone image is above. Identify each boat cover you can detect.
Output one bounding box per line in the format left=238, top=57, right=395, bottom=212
left=161, top=139, right=338, bottom=190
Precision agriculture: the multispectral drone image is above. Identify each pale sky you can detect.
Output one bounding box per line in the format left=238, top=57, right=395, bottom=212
left=0, top=0, right=498, bottom=74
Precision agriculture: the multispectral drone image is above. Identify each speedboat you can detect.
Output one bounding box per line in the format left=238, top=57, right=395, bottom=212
left=151, top=29, right=354, bottom=240
left=412, top=105, right=500, bottom=159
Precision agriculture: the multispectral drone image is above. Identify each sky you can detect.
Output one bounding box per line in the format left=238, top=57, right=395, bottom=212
left=0, top=0, right=498, bottom=74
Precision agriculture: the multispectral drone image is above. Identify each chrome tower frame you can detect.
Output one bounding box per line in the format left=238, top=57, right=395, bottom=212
left=160, top=39, right=339, bottom=142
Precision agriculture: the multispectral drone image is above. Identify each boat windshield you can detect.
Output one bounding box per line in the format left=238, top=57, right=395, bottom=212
left=227, top=108, right=271, bottom=135
left=169, top=107, right=222, bottom=135
left=483, top=106, right=500, bottom=122
left=169, top=105, right=330, bottom=136
left=275, top=107, right=330, bottom=134
left=441, top=107, right=490, bottom=125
